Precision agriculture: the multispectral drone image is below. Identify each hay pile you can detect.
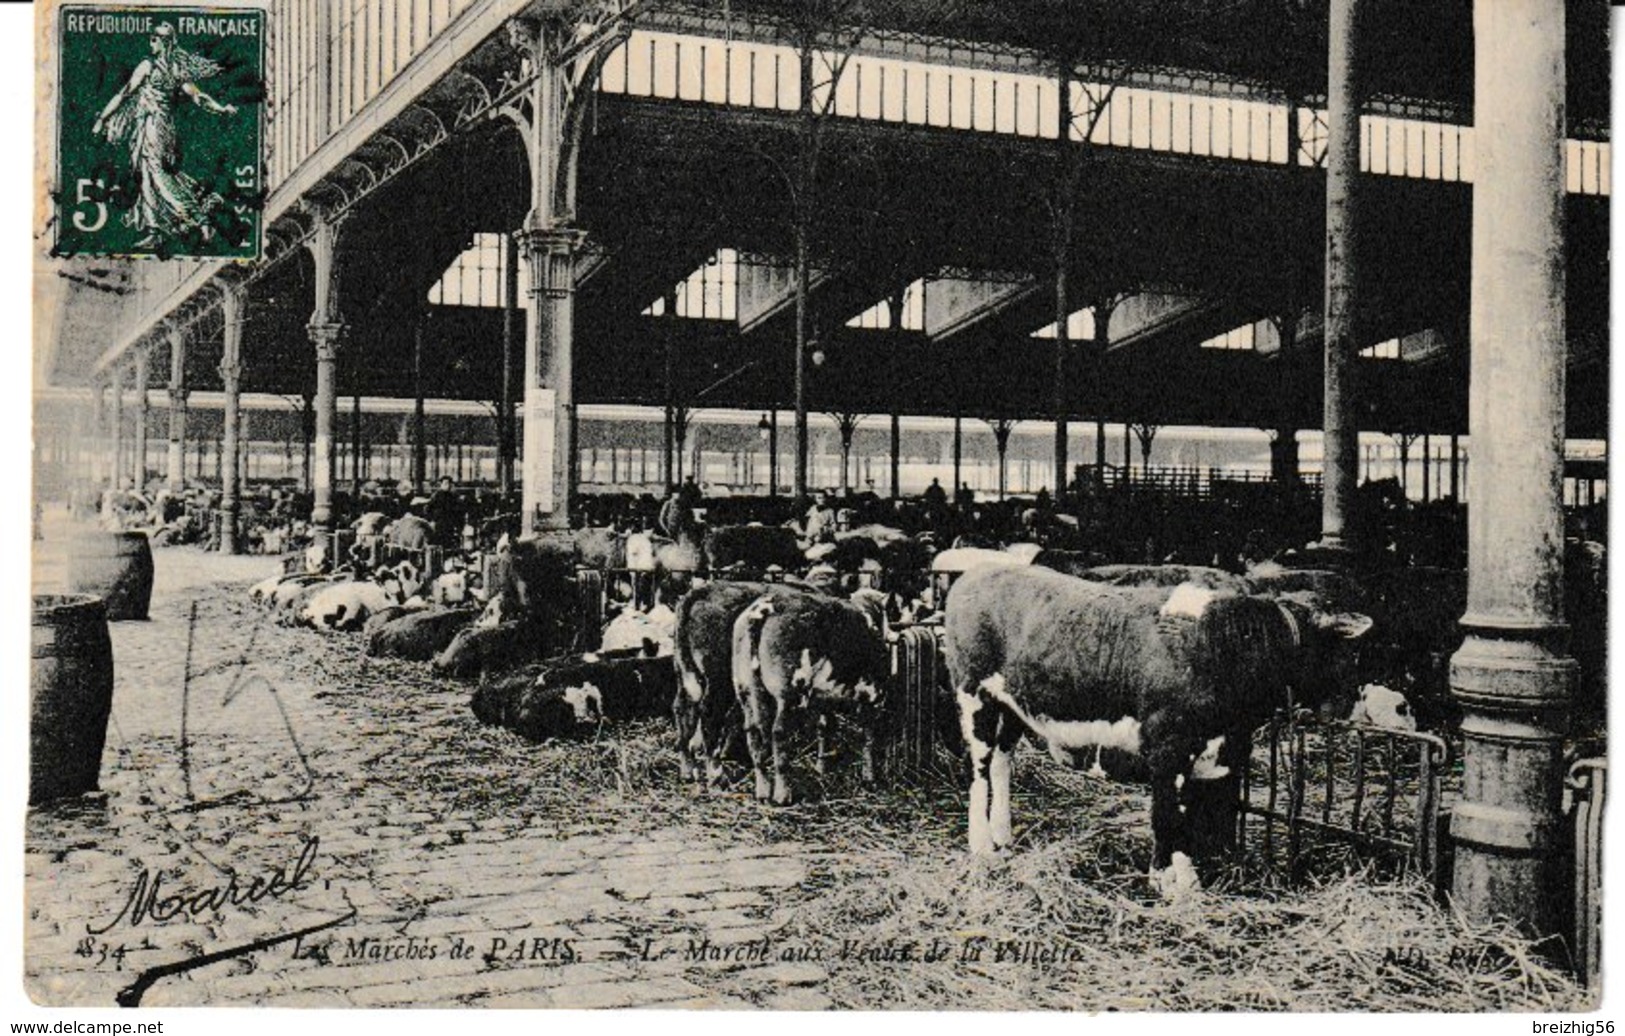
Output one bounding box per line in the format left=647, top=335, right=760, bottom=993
left=758, top=753, right=1590, bottom=1012
left=776, top=842, right=1588, bottom=1011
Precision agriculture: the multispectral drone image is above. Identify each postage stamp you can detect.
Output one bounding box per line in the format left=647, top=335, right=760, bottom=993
left=53, top=4, right=264, bottom=260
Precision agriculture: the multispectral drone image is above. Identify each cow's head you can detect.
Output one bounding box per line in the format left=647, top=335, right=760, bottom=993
left=523, top=668, right=606, bottom=735
left=1347, top=683, right=1416, bottom=731
left=1274, top=590, right=1374, bottom=715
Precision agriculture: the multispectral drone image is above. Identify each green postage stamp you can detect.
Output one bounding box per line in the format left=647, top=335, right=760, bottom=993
left=54, top=5, right=264, bottom=260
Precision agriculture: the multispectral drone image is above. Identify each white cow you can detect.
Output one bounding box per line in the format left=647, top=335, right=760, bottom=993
left=300, top=579, right=402, bottom=632
left=600, top=603, right=677, bottom=656
left=1346, top=684, right=1416, bottom=731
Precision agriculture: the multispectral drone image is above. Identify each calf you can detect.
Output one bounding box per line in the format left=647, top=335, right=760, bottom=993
left=433, top=620, right=537, bottom=678
left=704, top=525, right=803, bottom=574
left=1066, top=563, right=1251, bottom=593
left=731, top=592, right=889, bottom=804
left=944, top=566, right=1371, bottom=897
left=367, top=606, right=479, bottom=661
left=672, top=581, right=811, bottom=785
left=300, top=578, right=402, bottom=632
left=362, top=601, right=429, bottom=642
left=600, top=603, right=676, bottom=657
left=1347, top=684, right=1416, bottom=731
left=470, top=655, right=676, bottom=741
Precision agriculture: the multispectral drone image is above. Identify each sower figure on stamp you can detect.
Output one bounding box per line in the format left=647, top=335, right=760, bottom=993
left=91, top=22, right=238, bottom=248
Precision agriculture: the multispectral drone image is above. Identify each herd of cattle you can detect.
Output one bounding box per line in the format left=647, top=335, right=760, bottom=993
left=245, top=517, right=1607, bottom=897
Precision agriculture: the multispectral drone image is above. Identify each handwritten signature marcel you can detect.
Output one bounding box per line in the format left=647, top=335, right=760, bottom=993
left=87, top=835, right=321, bottom=936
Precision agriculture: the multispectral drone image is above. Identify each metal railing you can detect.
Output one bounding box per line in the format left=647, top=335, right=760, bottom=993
left=1567, top=756, right=1606, bottom=990
left=885, top=624, right=953, bottom=782
left=1240, top=708, right=1453, bottom=888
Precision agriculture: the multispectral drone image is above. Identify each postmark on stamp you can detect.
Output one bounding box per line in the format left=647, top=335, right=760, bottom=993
left=54, top=5, right=264, bottom=260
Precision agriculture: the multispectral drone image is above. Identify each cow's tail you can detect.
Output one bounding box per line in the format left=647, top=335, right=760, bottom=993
left=740, top=597, right=777, bottom=674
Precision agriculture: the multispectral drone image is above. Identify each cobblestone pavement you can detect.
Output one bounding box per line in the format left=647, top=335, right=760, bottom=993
left=26, top=510, right=838, bottom=1009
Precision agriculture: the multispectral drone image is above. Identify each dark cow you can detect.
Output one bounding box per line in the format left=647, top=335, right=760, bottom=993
left=704, top=525, right=804, bottom=574
left=1359, top=566, right=1467, bottom=729
left=672, top=581, right=812, bottom=785
left=362, top=603, right=424, bottom=641
left=1353, top=545, right=1607, bottom=735
left=482, top=534, right=585, bottom=649
left=731, top=592, right=889, bottom=804
left=1027, top=548, right=1108, bottom=577
left=433, top=619, right=538, bottom=678
left=470, top=655, right=676, bottom=742
left=943, top=565, right=1371, bottom=897
left=469, top=665, right=547, bottom=728
left=1066, top=563, right=1251, bottom=592
left=1243, top=562, right=1367, bottom=607
left=367, top=606, right=479, bottom=661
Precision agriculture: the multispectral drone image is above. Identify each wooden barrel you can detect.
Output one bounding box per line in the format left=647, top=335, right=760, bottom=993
left=67, top=531, right=154, bottom=620
left=30, top=594, right=115, bottom=805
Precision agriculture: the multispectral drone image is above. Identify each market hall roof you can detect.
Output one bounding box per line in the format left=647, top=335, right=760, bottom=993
left=39, top=0, right=1611, bottom=439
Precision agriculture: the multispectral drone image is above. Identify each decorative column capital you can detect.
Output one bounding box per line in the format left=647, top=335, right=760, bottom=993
left=308, top=322, right=347, bottom=361
left=516, top=219, right=587, bottom=255
left=516, top=220, right=588, bottom=301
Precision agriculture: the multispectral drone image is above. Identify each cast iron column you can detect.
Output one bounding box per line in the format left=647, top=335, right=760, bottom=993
left=768, top=407, right=779, bottom=498
left=305, top=210, right=346, bottom=533
left=88, top=381, right=105, bottom=493
left=499, top=232, right=518, bottom=498
left=1448, top=0, right=1575, bottom=938
left=1319, top=0, right=1362, bottom=552
left=131, top=347, right=149, bottom=493
left=512, top=17, right=586, bottom=535
left=413, top=315, right=427, bottom=493
left=308, top=325, right=343, bottom=532
left=890, top=409, right=901, bottom=499
left=108, top=365, right=125, bottom=494
left=519, top=220, right=584, bottom=534
left=166, top=324, right=188, bottom=492
left=218, top=283, right=244, bottom=554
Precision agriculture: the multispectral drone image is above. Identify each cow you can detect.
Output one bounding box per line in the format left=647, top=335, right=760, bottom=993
left=250, top=571, right=319, bottom=607
left=943, top=565, right=1372, bottom=897
left=731, top=591, right=889, bottom=804
left=600, top=603, right=676, bottom=657
left=469, top=654, right=677, bottom=742
left=518, top=654, right=677, bottom=740
left=353, top=511, right=390, bottom=537
left=929, top=546, right=1030, bottom=575
left=433, top=620, right=538, bottom=678
left=1063, top=563, right=1251, bottom=593
left=671, top=581, right=813, bottom=785
left=429, top=565, right=476, bottom=607
left=386, top=512, right=434, bottom=551
left=1347, top=684, right=1416, bottom=731
left=367, top=606, right=479, bottom=660
left=481, top=534, right=583, bottom=648
left=1027, top=548, right=1108, bottom=578
left=300, top=575, right=405, bottom=632
left=362, top=600, right=429, bottom=641
left=704, top=525, right=803, bottom=574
